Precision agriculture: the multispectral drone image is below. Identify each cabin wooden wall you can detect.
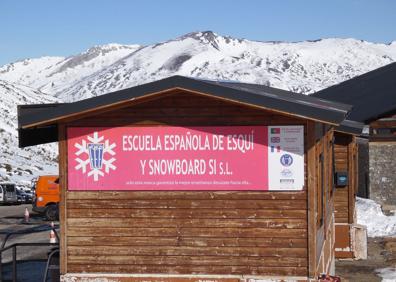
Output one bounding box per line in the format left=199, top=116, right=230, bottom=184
left=309, top=125, right=335, bottom=275
left=333, top=133, right=357, bottom=225
left=57, top=90, right=331, bottom=279
left=332, top=132, right=358, bottom=259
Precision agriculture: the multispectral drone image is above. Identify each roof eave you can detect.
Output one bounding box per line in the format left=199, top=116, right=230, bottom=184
left=335, top=119, right=365, bottom=135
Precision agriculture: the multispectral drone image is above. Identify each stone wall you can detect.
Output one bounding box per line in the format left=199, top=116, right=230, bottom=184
left=369, top=143, right=396, bottom=208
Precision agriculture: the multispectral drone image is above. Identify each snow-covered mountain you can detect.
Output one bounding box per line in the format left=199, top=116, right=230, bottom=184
left=62, top=33, right=396, bottom=101
left=0, top=80, right=58, bottom=186
left=1, top=31, right=396, bottom=102
left=0, top=43, right=141, bottom=99
left=1, top=31, right=396, bottom=186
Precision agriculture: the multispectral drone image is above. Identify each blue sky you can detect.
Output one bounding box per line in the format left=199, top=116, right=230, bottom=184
left=1, top=0, right=396, bottom=66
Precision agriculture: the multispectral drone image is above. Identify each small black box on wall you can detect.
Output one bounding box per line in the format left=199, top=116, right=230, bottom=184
left=335, top=171, right=348, bottom=187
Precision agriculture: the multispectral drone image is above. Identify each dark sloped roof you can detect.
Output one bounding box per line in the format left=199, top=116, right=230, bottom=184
left=201, top=79, right=351, bottom=114
left=17, top=103, right=66, bottom=147
left=17, top=103, right=66, bottom=127
left=18, top=75, right=351, bottom=147
left=313, top=62, right=396, bottom=123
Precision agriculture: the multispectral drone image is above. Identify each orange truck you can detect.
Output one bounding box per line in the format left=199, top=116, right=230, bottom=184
left=32, top=175, right=59, bottom=220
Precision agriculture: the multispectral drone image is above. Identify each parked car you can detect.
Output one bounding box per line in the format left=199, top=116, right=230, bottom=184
left=16, top=189, right=33, bottom=204
left=23, top=190, right=33, bottom=203
left=0, top=183, right=18, bottom=204
left=32, top=175, right=59, bottom=220
left=16, top=189, right=26, bottom=204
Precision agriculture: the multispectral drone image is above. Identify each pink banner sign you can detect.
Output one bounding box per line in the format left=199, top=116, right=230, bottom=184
left=67, top=126, right=270, bottom=190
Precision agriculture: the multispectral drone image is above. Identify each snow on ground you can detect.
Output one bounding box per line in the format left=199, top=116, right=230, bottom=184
left=376, top=267, right=396, bottom=282
left=356, top=197, right=396, bottom=237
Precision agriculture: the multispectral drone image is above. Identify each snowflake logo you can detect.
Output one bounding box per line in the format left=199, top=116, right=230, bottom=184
left=74, top=131, right=116, bottom=181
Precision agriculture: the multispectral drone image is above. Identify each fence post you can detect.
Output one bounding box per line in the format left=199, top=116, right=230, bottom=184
left=12, top=246, right=17, bottom=282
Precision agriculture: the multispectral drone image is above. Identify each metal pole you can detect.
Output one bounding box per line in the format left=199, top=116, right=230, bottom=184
left=12, top=246, right=16, bottom=282
left=0, top=251, right=3, bottom=282
left=43, top=248, right=59, bottom=282
left=1, top=234, right=11, bottom=249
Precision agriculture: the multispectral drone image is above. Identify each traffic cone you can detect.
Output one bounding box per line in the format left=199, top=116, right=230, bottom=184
left=24, top=208, right=30, bottom=223
left=49, top=222, right=57, bottom=243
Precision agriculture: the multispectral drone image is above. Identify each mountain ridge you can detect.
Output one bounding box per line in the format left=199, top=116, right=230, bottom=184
left=2, top=31, right=396, bottom=102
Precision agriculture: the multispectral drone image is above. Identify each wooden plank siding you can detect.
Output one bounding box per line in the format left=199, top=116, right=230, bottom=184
left=312, top=126, right=335, bottom=276
left=333, top=133, right=354, bottom=224
left=59, top=90, right=322, bottom=278
left=65, top=92, right=312, bottom=127
left=65, top=191, right=308, bottom=276
left=333, top=132, right=359, bottom=259
left=306, top=121, right=317, bottom=278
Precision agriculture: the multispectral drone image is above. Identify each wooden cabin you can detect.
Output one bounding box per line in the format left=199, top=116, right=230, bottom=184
left=18, top=76, right=352, bottom=282
left=313, top=62, right=396, bottom=210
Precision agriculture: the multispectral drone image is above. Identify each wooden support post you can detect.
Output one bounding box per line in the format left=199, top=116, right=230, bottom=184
left=348, top=137, right=355, bottom=224
left=59, top=123, right=68, bottom=274
left=307, top=121, right=317, bottom=278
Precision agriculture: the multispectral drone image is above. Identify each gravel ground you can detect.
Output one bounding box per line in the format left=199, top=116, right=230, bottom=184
left=336, top=237, right=396, bottom=282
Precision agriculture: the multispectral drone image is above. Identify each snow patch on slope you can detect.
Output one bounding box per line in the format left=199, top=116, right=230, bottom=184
left=356, top=197, right=396, bottom=237
left=0, top=80, right=58, bottom=187
left=0, top=43, right=141, bottom=99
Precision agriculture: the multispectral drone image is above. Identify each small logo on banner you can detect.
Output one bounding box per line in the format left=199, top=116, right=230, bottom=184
left=277, top=146, right=281, bottom=153
left=280, top=179, right=294, bottom=184
left=271, top=146, right=275, bottom=153
left=271, top=136, right=280, bottom=143
left=280, top=154, right=293, bottom=167
left=271, top=128, right=281, bottom=134
left=74, top=132, right=117, bottom=181
left=281, top=169, right=293, bottom=178
left=88, top=143, right=104, bottom=169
